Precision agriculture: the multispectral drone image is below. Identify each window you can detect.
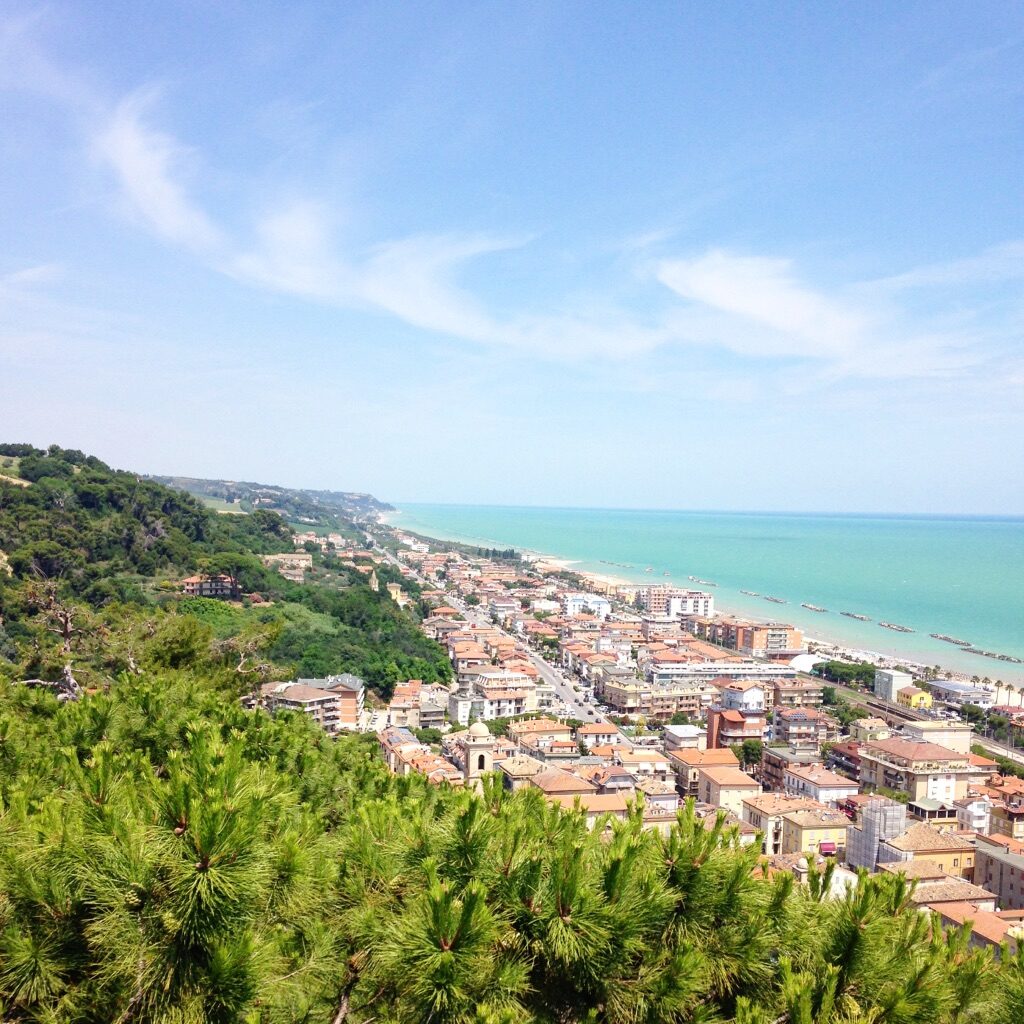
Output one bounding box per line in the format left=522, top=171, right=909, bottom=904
left=477, top=754, right=486, bottom=771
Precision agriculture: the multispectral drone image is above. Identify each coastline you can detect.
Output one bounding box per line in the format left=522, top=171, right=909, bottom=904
left=384, top=514, right=974, bottom=680
left=381, top=506, right=1024, bottom=683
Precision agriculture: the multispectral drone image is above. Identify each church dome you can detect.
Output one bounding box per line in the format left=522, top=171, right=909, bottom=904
left=468, top=721, right=491, bottom=738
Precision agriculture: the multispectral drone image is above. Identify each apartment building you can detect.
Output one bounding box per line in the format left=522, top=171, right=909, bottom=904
left=974, top=834, right=1024, bottom=909
left=859, top=738, right=974, bottom=803
left=773, top=706, right=835, bottom=751
left=874, top=668, right=913, bottom=703
left=638, top=585, right=714, bottom=617
left=732, top=622, right=804, bottom=659
left=706, top=707, right=767, bottom=749
left=773, top=678, right=824, bottom=708
left=783, top=764, right=860, bottom=807
left=761, top=746, right=822, bottom=792
left=780, top=808, right=850, bottom=859
left=696, top=765, right=761, bottom=817
left=667, top=747, right=741, bottom=797
left=877, top=823, right=976, bottom=880
left=259, top=673, right=365, bottom=733
left=742, top=793, right=822, bottom=855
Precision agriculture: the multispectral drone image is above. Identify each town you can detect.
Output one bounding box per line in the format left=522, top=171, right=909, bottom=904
left=244, top=527, right=1024, bottom=955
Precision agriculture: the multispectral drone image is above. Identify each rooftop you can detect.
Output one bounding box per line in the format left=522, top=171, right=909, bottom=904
left=885, top=823, right=975, bottom=853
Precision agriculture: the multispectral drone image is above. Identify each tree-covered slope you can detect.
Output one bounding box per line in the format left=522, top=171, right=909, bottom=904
left=0, top=444, right=449, bottom=694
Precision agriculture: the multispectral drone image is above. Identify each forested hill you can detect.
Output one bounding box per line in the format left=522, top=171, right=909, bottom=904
left=146, top=473, right=393, bottom=523
left=0, top=443, right=448, bottom=695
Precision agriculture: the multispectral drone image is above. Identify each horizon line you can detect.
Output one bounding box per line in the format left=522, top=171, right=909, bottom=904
left=386, top=500, right=1024, bottom=521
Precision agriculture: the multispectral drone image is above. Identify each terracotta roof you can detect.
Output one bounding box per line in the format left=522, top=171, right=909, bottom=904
left=936, top=903, right=1020, bottom=949
left=865, top=739, right=965, bottom=762
left=885, top=823, right=975, bottom=853
left=742, top=793, right=823, bottom=816
left=550, top=793, right=631, bottom=815
left=667, top=748, right=740, bottom=768
left=697, top=765, right=760, bottom=788
left=530, top=769, right=598, bottom=795
left=908, top=880, right=997, bottom=905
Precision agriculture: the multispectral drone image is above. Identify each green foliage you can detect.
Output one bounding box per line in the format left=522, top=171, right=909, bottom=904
left=0, top=676, right=1019, bottom=1022
left=730, top=738, right=764, bottom=768
left=812, top=660, right=877, bottom=687
left=0, top=444, right=450, bottom=700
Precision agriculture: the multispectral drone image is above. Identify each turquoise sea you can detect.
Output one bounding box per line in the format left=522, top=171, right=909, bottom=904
left=389, top=504, right=1024, bottom=683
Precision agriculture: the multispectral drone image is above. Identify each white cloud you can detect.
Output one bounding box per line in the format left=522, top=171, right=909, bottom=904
left=81, top=89, right=1017, bottom=389
left=92, top=91, right=224, bottom=252
left=656, top=251, right=870, bottom=359
left=869, top=240, right=1024, bottom=290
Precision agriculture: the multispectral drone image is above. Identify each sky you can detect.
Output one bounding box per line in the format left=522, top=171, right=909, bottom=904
left=1, top=1, right=1023, bottom=514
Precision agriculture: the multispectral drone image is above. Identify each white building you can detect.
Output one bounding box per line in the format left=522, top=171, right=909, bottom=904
left=783, top=764, right=860, bottom=807
left=875, top=669, right=914, bottom=703
left=644, top=661, right=797, bottom=686
left=929, top=679, right=996, bottom=709
left=562, top=593, right=612, bottom=620
left=666, top=591, right=715, bottom=619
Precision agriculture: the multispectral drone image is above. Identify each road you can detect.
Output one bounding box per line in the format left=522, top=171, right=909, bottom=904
left=375, top=545, right=609, bottom=725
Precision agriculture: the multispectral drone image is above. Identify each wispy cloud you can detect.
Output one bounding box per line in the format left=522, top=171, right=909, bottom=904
left=869, top=241, right=1024, bottom=290
left=92, top=91, right=225, bottom=252
left=656, top=251, right=870, bottom=360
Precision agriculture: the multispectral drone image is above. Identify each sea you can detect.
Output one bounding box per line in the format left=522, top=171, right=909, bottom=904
left=388, top=504, right=1024, bottom=684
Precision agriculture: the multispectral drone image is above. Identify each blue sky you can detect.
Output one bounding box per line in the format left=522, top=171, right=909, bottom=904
left=1, top=2, right=1022, bottom=513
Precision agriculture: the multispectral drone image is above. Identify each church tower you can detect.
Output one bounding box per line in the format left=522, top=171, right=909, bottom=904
left=464, top=721, right=495, bottom=787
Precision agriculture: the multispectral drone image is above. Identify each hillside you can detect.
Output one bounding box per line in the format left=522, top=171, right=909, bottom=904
left=147, top=473, right=393, bottom=524
left=0, top=444, right=448, bottom=695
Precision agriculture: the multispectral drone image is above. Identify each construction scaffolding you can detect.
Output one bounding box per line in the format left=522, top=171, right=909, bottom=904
left=846, top=797, right=907, bottom=871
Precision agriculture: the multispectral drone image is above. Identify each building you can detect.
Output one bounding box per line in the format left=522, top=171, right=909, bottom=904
left=615, top=748, right=672, bottom=782
left=897, top=686, right=933, bottom=710
left=974, top=834, right=1024, bottom=909
left=874, top=668, right=913, bottom=703
left=741, top=793, right=821, bottom=855
left=877, top=823, right=976, bottom=880
left=859, top=738, right=974, bottom=803
left=562, top=593, right=612, bottom=619
left=508, top=718, right=573, bottom=746
left=783, top=764, right=859, bottom=807
left=928, top=679, right=996, bottom=709
left=901, top=720, right=974, bottom=755
left=761, top=746, right=822, bottom=792
left=849, top=718, right=891, bottom=743
left=463, top=721, right=496, bottom=787
left=934, top=903, right=1023, bottom=954
left=955, top=795, right=993, bottom=836
left=180, top=573, right=240, bottom=600
left=259, top=673, right=365, bottom=734
left=773, top=707, right=834, bottom=751
left=696, top=765, right=761, bottom=817
left=826, top=741, right=863, bottom=783
left=575, top=723, right=621, bottom=750
left=773, top=677, right=824, bottom=709
left=662, top=723, right=707, bottom=752
left=846, top=797, right=909, bottom=871
left=668, top=747, right=741, bottom=797
left=706, top=707, right=766, bottom=749
left=638, top=585, right=714, bottom=617
left=732, top=623, right=804, bottom=659
left=296, top=674, right=365, bottom=728
left=716, top=678, right=771, bottom=714
left=780, top=808, right=850, bottom=859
